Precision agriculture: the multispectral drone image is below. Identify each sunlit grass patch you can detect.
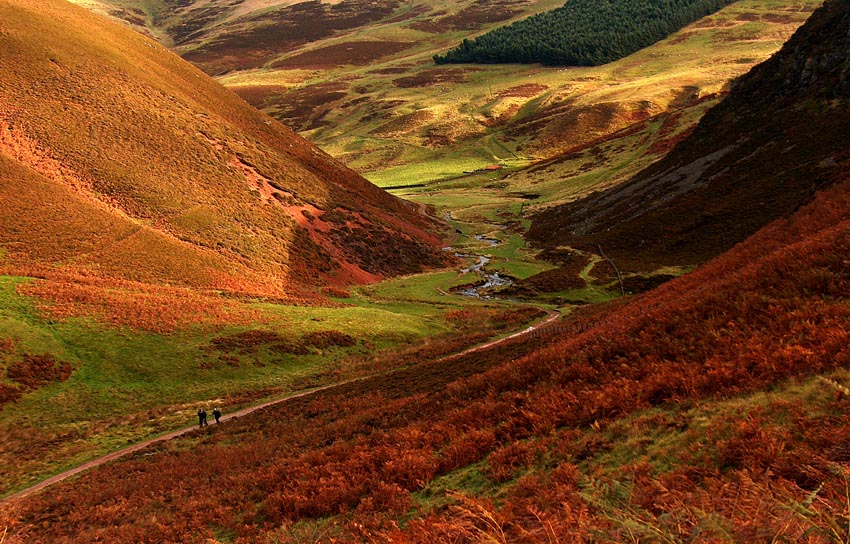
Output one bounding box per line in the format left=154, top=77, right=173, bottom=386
left=366, top=156, right=496, bottom=188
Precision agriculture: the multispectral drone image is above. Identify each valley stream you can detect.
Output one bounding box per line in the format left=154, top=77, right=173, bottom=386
left=445, top=228, right=513, bottom=299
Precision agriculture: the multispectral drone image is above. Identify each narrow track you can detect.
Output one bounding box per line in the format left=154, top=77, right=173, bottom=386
left=1, top=309, right=559, bottom=504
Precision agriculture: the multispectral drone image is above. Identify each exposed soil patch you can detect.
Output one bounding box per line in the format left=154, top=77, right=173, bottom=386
left=497, top=83, right=549, bottom=98
left=393, top=68, right=478, bottom=88
left=271, top=41, right=414, bottom=69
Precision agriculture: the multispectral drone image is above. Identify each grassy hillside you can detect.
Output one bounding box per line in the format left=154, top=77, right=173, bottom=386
left=4, top=1, right=850, bottom=542
left=0, top=268, right=538, bottom=499
left=3, top=115, right=850, bottom=542
left=74, top=0, right=814, bottom=185
left=211, top=0, right=817, bottom=186
left=208, top=0, right=822, bottom=300
left=0, top=0, right=448, bottom=301
left=68, top=1, right=822, bottom=302
left=0, top=0, right=513, bottom=502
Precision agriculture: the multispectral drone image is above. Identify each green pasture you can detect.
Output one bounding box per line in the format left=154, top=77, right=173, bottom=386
left=367, top=158, right=493, bottom=188
left=0, top=285, right=465, bottom=414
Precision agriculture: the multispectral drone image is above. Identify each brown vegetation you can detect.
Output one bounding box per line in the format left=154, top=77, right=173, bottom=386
left=393, top=68, right=478, bottom=88
left=497, top=83, right=549, bottom=98
left=0, top=0, right=448, bottom=312
left=504, top=251, right=592, bottom=297
left=5, top=168, right=850, bottom=540
left=179, top=0, right=403, bottom=74
left=0, top=351, right=73, bottom=408
left=408, top=0, right=524, bottom=33
left=271, top=41, right=414, bottom=69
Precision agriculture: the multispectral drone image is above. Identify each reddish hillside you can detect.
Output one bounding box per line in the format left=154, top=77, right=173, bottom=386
left=4, top=3, right=850, bottom=539
left=528, top=0, right=850, bottom=273
left=0, top=0, right=447, bottom=301
left=3, top=137, right=850, bottom=542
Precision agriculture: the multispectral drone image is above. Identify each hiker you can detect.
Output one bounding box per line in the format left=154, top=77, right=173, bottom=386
left=198, top=408, right=208, bottom=427
left=212, top=407, right=221, bottom=424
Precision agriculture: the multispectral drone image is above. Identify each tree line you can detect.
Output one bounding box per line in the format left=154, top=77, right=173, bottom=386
left=434, top=0, right=738, bottom=66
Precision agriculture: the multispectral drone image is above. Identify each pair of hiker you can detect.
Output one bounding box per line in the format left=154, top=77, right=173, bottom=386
left=197, top=407, right=221, bottom=427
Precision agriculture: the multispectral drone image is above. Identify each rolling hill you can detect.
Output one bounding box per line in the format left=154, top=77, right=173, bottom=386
left=68, top=0, right=558, bottom=75
left=2, top=0, right=850, bottom=541
left=0, top=0, right=448, bottom=301
left=76, top=0, right=820, bottom=192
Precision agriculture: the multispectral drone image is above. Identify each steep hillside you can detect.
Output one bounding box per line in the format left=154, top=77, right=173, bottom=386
left=71, top=0, right=544, bottom=75
left=0, top=0, right=447, bottom=298
left=528, top=0, right=850, bottom=273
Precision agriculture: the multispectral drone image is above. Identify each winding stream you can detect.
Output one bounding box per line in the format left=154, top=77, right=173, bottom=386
left=444, top=214, right=513, bottom=298
left=457, top=254, right=512, bottom=298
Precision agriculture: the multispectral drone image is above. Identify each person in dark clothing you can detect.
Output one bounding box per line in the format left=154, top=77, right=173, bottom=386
left=212, top=407, right=221, bottom=424
left=198, top=408, right=208, bottom=427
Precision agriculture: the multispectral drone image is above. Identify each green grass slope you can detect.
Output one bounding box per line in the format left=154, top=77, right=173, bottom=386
left=208, top=0, right=818, bottom=186
left=4, top=80, right=850, bottom=543
left=0, top=265, right=535, bottom=499
left=71, top=1, right=821, bottom=279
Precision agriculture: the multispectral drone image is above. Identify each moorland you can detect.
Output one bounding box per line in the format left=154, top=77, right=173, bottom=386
left=3, top=0, right=850, bottom=542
